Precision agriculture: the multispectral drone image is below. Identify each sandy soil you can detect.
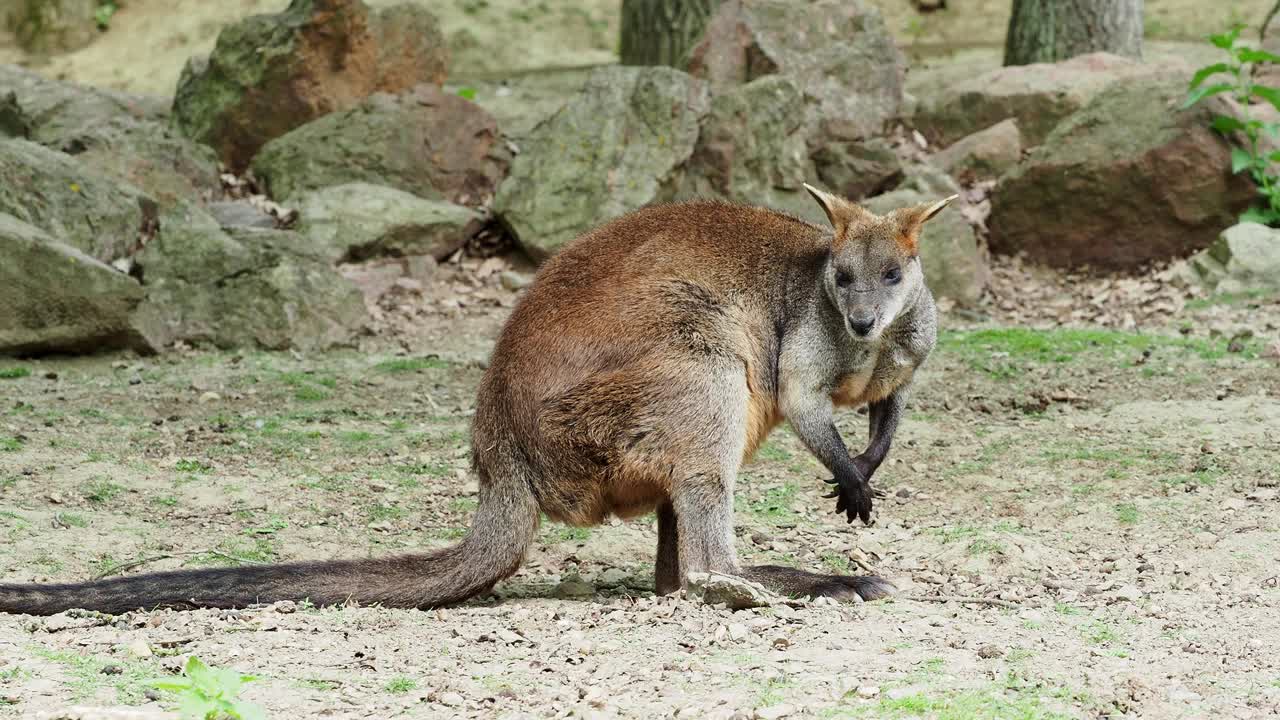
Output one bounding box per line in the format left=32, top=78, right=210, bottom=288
left=0, top=260, right=1277, bottom=719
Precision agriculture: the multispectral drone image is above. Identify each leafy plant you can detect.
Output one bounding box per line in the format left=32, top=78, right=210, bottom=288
left=152, top=656, right=266, bottom=720
left=1185, top=24, right=1280, bottom=225
left=95, top=1, right=119, bottom=30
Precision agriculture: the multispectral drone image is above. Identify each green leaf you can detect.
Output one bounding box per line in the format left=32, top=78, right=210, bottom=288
left=1210, top=26, right=1242, bottom=49
left=1183, top=83, right=1233, bottom=108
left=1239, top=206, right=1280, bottom=225
left=176, top=693, right=219, bottom=720
left=1189, top=63, right=1232, bottom=90
left=1231, top=147, right=1254, bottom=174
left=1251, top=86, right=1280, bottom=112
left=1267, top=150, right=1280, bottom=163
left=184, top=656, right=214, bottom=687
left=151, top=679, right=194, bottom=692
left=1210, top=115, right=1246, bottom=133
left=1238, top=49, right=1280, bottom=64
left=457, top=87, right=477, bottom=101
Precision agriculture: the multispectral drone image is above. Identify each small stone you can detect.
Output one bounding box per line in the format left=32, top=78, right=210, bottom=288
left=499, top=271, right=533, bottom=291
left=99, top=664, right=123, bottom=675
left=856, top=685, right=880, bottom=699
left=686, top=572, right=780, bottom=610
left=977, top=644, right=1003, bottom=659
left=727, top=623, right=749, bottom=642
left=1112, top=585, right=1142, bottom=603
left=127, top=638, right=153, bottom=658
left=552, top=578, right=595, bottom=599
left=439, top=691, right=465, bottom=707
left=597, top=568, right=629, bottom=587
left=754, top=703, right=794, bottom=720
left=198, top=391, right=221, bottom=403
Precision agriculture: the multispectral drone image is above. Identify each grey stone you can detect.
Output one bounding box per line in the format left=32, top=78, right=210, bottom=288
left=493, top=66, right=709, bottom=260
left=1188, top=222, right=1280, bottom=294
left=0, top=213, right=150, bottom=355
left=295, top=183, right=481, bottom=263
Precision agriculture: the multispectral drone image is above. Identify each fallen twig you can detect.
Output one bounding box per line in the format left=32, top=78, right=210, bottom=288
left=904, top=594, right=1019, bottom=609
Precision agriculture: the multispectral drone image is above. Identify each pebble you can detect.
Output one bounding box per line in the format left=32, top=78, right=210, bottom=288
left=977, top=644, right=1003, bottom=659
left=127, top=638, right=152, bottom=658
left=754, top=703, right=794, bottom=719
left=855, top=685, right=880, bottom=699
left=439, top=691, right=465, bottom=707
left=727, top=623, right=749, bottom=642
left=499, top=271, right=533, bottom=291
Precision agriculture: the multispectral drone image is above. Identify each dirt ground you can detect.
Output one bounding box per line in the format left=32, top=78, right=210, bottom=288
left=1, top=256, right=1277, bottom=719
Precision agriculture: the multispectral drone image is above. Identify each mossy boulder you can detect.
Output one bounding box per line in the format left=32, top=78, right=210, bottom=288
left=0, top=138, right=157, bottom=263
left=252, top=86, right=509, bottom=206
left=687, top=0, right=904, bottom=142
left=296, top=183, right=482, bottom=263
left=671, top=75, right=816, bottom=221
left=1188, top=223, right=1280, bottom=295
left=913, top=53, right=1158, bottom=149
left=0, top=65, right=219, bottom=209
left=988, top=76, right=1254, bottom=270
left=133, top=204, right=367, bottom=351
left=5, top=0, right=101, bottom=55
left=171, top=0, right=449, bottom=171
left=864, top=164, right=988, bottom=306
left=0, top=213, right=150, bottom=355
left=493, top=66, right=709, bottom=260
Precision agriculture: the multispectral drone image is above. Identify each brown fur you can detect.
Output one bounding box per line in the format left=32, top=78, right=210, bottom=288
left=0, top=192, right=951, bottom=616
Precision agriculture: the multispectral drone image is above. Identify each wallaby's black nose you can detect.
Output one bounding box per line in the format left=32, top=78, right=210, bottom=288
left=849, top=316, right=876, bottom=336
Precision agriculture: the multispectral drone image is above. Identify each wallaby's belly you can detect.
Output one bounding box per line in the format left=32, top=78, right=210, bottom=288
left=831, top=347, right=914, bottom=408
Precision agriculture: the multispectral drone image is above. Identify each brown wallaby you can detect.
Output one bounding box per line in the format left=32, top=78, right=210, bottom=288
left=0, top=185, right=954, bottom=615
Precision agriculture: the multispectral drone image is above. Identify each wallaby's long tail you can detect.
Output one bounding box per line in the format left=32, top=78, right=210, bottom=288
left=0, top=471, right=540, bottom=616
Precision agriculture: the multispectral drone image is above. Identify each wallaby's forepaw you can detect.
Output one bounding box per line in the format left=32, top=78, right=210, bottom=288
left=823, top=471, right=873, bottom=524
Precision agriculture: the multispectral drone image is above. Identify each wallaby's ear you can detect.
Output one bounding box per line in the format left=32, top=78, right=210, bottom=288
left=892, top=194, right=959, bottom=255
left=803, top=182, right=872, bottom=245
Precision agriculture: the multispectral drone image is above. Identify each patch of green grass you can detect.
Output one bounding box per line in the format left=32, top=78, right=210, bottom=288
left=450, top=497, right=478, bottom=514
left=153, top=495, right=179, bottom=507
left=967, top=537, right=1006, bottom=556
left=0, top=436, right=22, bottom=452
left=745, top=482, right=800, bottom=522
left=367, top=504, right=406, bottom=523
left=939, top=327, right=1262, bottom=379
left=175, top=459, right=213, bottom=473
left=819, top=551, right=852, bottom=574
left=82, top=479, right=124, bottom=504
left=35, top=648, right=154, bottom=705
left=1083, top=621, right=1120, bottom=646
left=859, top=688, right=1075, bottom=720
left=190, top=538, right=278, bottom=567
left=299, top=678, right=340, bottom=691
left=547, top=525, right=591, bottom=543
left=1114, top=503, right=1139, bottom=525
left=375, top=356, right=449, bottom=373
left=293, top=385, right=331, bottom=402
left=54, top=512, right=88, bottom=528
left=755, top=676, right=792, bottom=707
left=1184, top=289, right=1271, bottom=310
left=756, top=441, right=792, bottom=462
left=385, top=676, right=417, bottom=694
left=0, top=367, right=31, bottom=379
left=244, top=515, right=288, bottom=535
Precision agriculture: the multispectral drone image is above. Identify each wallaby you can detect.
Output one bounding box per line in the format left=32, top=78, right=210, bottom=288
left=0, top=185, right=954, bottom=615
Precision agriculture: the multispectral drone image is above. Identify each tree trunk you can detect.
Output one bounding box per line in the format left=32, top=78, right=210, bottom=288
left=1004, top=0, right=1143, bottom=67
left=620, top=0, right=723, bottom=67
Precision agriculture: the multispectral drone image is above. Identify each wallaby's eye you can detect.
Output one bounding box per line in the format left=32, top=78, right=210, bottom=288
left=883, top=266, right=902, bottom=285
left=835, top=271, right=852, bottom=287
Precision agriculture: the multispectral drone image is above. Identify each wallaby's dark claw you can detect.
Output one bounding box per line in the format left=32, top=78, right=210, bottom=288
left=823, top=476, right=839, bottom=485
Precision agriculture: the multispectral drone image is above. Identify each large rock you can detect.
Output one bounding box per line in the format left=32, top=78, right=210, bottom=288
left=928, top=119, right=1023, bottom=183
left=493, top=67, right=709, bottom=260
left=988, top=77, right=1254, bottom=270
left=296, top=183, right=482, bottom=262
left=252, top=85, right=509, bottom=205
left=172, top=0, right=449, bottom=171
left=671, top=75, right=814, bottom=219
left=0, top=138, right=158, bottom=263
left=133, top=205, right=367, bottom=351
left=0, top=213, right=150, bottom=355
left=686, top=0, right=903, bottom=142
left=864, top=164, right=988, bottom=305
left=5, top=0, right=101, bottom=54
left=1188, top=223, right=1280, bottom=295
left=813, top=136, right=903, bottom=201
left=0, top=66, right=219, bottom=208
left=913, top=53, right=1163, bottom=149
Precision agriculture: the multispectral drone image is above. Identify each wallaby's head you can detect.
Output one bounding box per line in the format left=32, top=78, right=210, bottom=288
left=803, top=183, right=956, bottom=341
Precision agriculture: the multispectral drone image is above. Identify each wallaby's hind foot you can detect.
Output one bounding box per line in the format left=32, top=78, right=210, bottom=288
left=742, top=565, right=896, bottom=603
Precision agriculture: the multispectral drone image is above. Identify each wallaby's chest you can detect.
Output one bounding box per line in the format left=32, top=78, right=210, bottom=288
left=829, top=343, right=915, bottom=407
